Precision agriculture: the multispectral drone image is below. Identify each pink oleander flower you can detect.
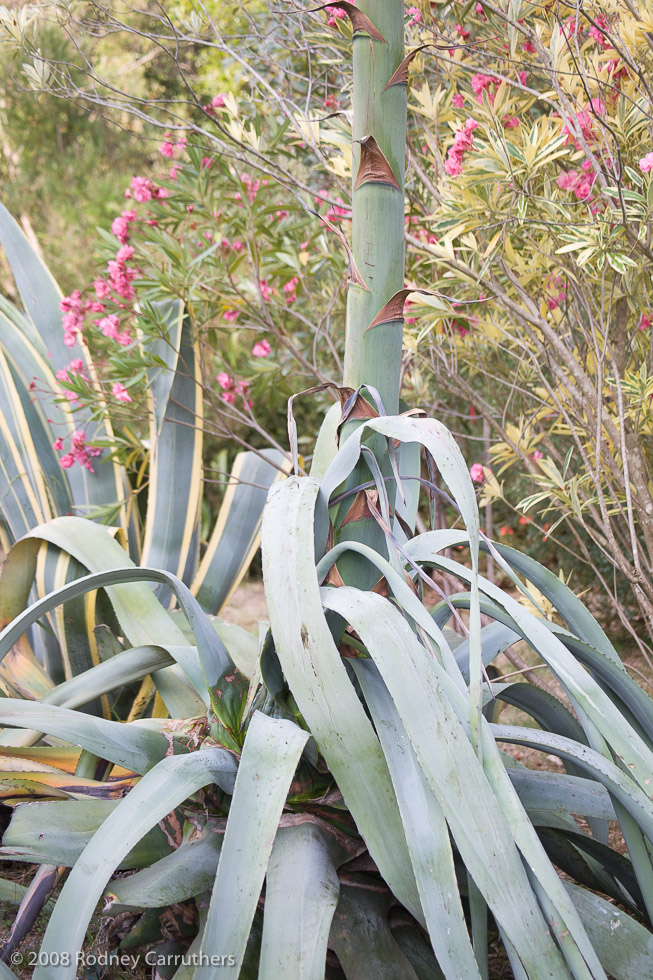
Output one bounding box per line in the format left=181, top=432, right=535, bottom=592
left=454, top=24, right=470, bottom=39
left=130, top=176, right=155, bottom=202
left=60, top=453, right=75, bottom=469
left=469, top=462, right=485, bottom=483
left=259, top=280, right=273, bottom=302
left=252, top=339, right=271, bottom=357
left=502, top=115, right=519, bottom=129
left=452, top=93, right=464, bottom=108
left=202, top=157, right=215, bottom=170
left=444, top=117, right=478, bottom=177
left=276, top=210, right=290, bottom=220
left=639, top=152, right=653, bottom=173
left=223, top=309, right=239, bottom=322
left=169, top=167, right=180, bottom=181
left=406, top=5, right=421, bottom=27
left=589, top=14, right=612, bottom=48
left=531, top=450, right=544, bottom=461
left=212, top=94, right=226, bottom=108
left=111, top=210, right=136, bottom=244
left=522, top=40, right=536, bottom=52
left=53, top=437, right=64, bottom=451
left=97, top=314, right=121, bottom=340
left=283, top=277, right=299, bottom=304
left=93, top=279, right=111, bottom=300
left=159, top=138, right=175, bottom=158
left=217, top=372, right=232, bottom=390
left=499, top=525, right=514, bottom=536
left=517, top=70, right=528, bottom=86
left=59, top=290, right=82, bottom=314
left=471, top=73, right=498, bottom=104
left=112, top=382, right=132, bottom=403
left=326, top=6, right=346, bottom=26
left=639, top=313, right=652, bottom=330
left=232, top=240, right=243, bottom=251
left=221, top=390, right=236, bottom=404
left=116, top=244, right=135, bottom=263
left=475, top=2, right=486, bottom=18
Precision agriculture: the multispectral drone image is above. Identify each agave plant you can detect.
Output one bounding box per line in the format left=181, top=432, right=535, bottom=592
left=0, top=1, right=652, bottom=978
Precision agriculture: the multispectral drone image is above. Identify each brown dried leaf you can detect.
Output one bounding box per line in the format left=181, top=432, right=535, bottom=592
left=312, top=3, right=385, bottom=41
left=319, top=214, right=369, bottom=290
left=354, top=136, right=401, bottom=191
left=326, top=562, right=346, bottom=587
left=336, top=385, right=379, bottom=422
left=367, top=287, right=441, bottom=330
left=340, top=489, right=376, bottom=527
left=383, top=45, right=431, bottom=90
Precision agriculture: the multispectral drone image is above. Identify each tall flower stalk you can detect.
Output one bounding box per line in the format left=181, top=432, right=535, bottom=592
left=344, top=0, right=407, bottom=416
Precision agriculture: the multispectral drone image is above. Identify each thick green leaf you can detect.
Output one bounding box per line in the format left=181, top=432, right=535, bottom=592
left=1, top=799, right=172, bottom=868
left=0, top=699, right=170, bottom=774
left=262, top=477, right=423, bottom=923
left=192, top=449, right=289, bottom=615
left=322, top=585, right=584, bottom=977
left=141, top=315, right=202, bottom=591
left=195, top=712, right=309, bottom=980
left=565, top=882, right=653, bottom=980
left=352, top=658, right=480, bottom=980
left=104, top=820, right=223, bottom=911
left=258, top=823, right=341, bottom=980
left=33, top=747, right=237, bottom=979
left=329, top=885, right=420, bottom=980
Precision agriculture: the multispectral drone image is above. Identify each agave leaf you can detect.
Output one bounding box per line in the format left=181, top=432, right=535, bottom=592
left=0, top=521, right=238, bottom=716
left=104, top=819, right=223, bottom=912
left=507, top=767, right=616, bottom=822
left=0, top=769, right=136, bottom=803
left=492, top=724, right=653, bottom=839
left=406, top=537, right=653, bottom=791
left=565, top=882, right=653, bottom=980
left=258, top=823, right=342, bottom=980
left=33, top=747, right=238, bottom=979
left=1, top=799, right=173, bottom=868
left=0, top=203, right=127, bottom=527
left=142, top=298, right=185, bottom=435
left=141, top=315, right=202, bottom=593
left=483, top=541, right=621, bottom=666
left=195, top=713, right=309, bottom=979
left=442, top=591, right=653, bottom=745
left=322, top=585, right=584, bottom=977
left=0, top=699, right=170, bottom=773
left=352, top=658, right=481, bottom=980
left=328, top=885, right=420, bottom=980
left=192, top=449, right=290, bottom=615
left=35, top=543, right=107, bottom=717
left=262, top=477, right=424, bottom=923
left=0, top=961, right=19, bottom=980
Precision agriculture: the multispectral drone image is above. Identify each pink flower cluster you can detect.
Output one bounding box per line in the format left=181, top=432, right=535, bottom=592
left=55, top=358, right=87, bottom=403
left=125, top=176, right=169, bottom=204
left=639, top=152, right=653, bottom=174
left=556, top=161, right=597, bottom=201
left=545, top=274, right=566, bottom=311
left=216, top=372, right=252, bottom=409
left=639, top=314, right=652, bottom=331
left=315, top=189, right=351, bottom=221
left=444, top=118, right=478, bottom=177
left=325, top=6, right=346, bottom=27
left=55, top=429, right=102, bottom=472
left=112, top=381, right=132, bottom=403
left=234, top=174, right=262, bottom=205
left=203, top=94, right=226, bottom=115
left=406, top=6, right=422, bottom=27
left=589, top=14, right=612, bottom=48
left=159, top=132, right=187, bottom=158
left=561, top=100, right=605, bottom=150
left=469, top=463, right=485, bottom=483
left=252, top=339, right=271, bottom=357
left=111, top=209, right=137, bottom=244
left=283, top=277, right=299, bottom=304
left=471, top=73, right=499, bottom=104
